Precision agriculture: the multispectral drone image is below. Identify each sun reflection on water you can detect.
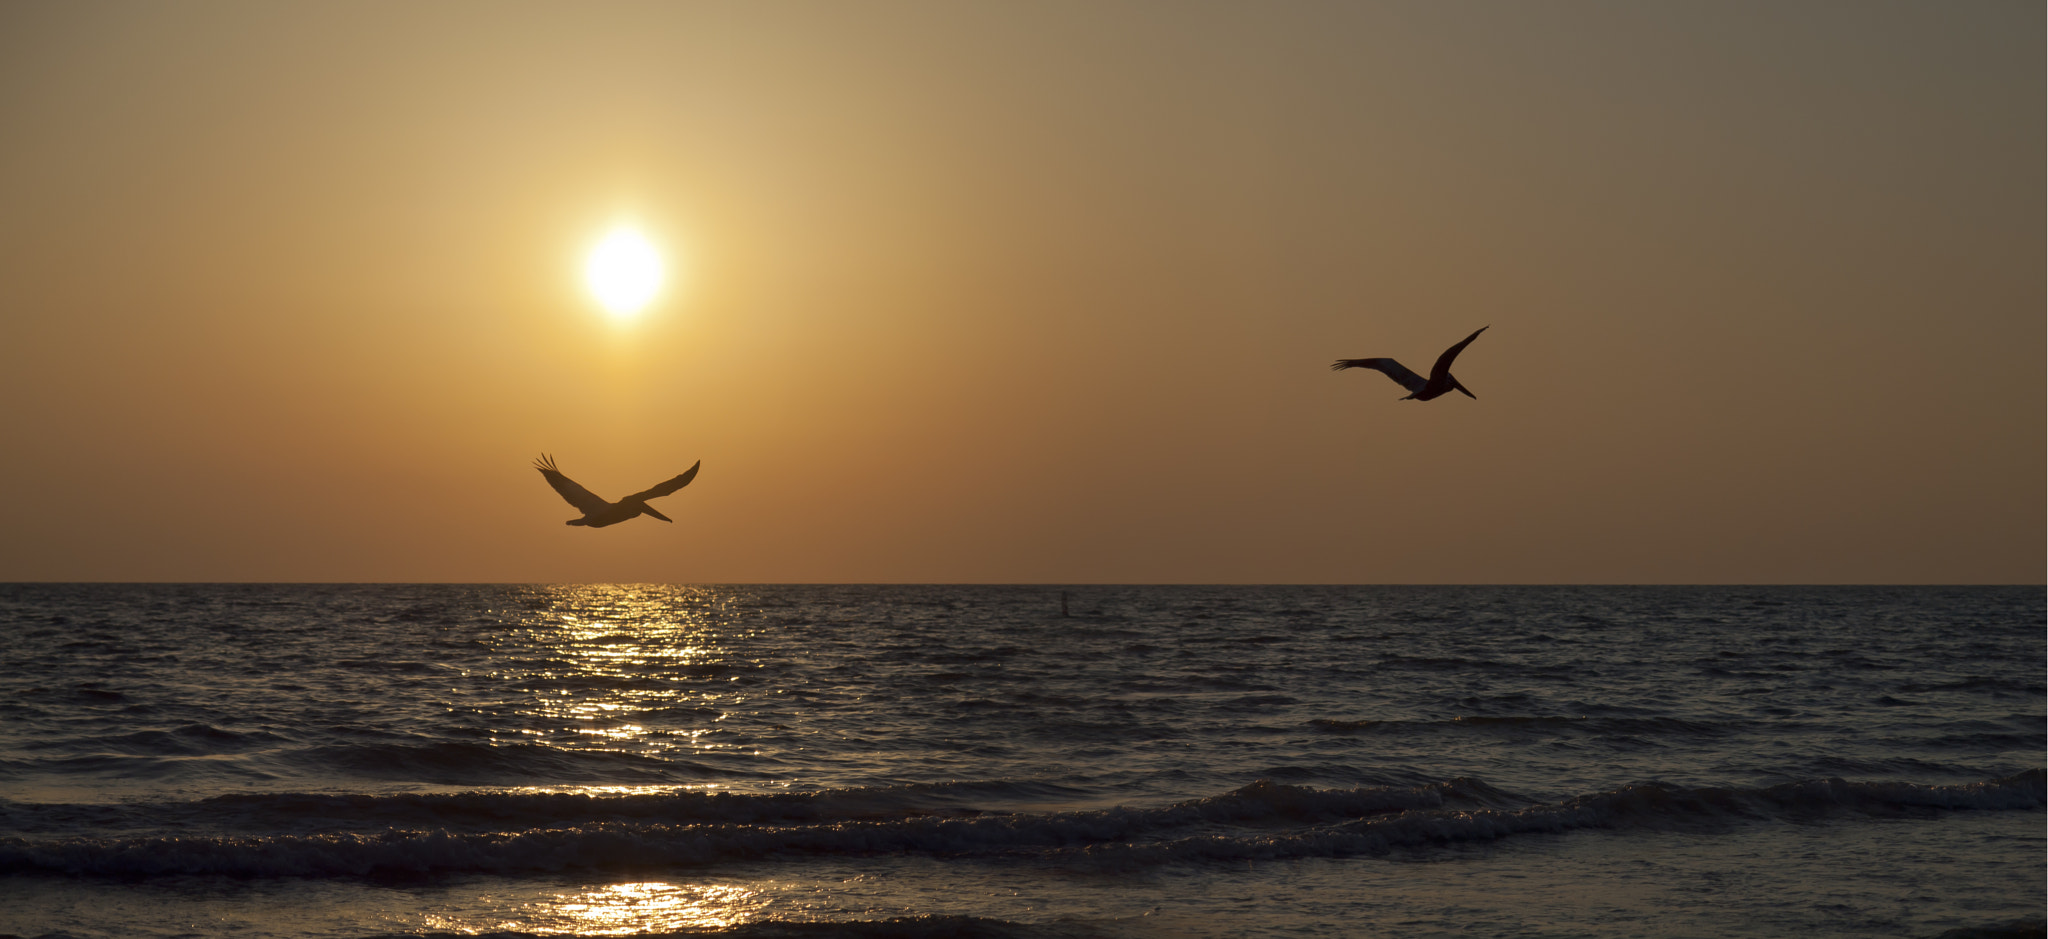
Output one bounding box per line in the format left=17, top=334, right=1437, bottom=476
left=428, top=881, right=767, bottom=935
left=479, top=585, right=772, bottom=764
left=546, top=881, right=764, bottom=934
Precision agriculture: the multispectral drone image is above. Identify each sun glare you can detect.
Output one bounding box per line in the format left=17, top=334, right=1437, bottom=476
left=586, top=228, right=664, bottom=319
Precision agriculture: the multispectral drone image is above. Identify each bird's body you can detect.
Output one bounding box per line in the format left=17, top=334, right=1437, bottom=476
left=1332, top=326, right=1488, bottom=400
left=533, top=455, right=700, bottom=528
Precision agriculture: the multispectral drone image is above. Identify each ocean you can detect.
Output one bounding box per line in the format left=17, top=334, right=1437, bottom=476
left=0, top=584, right=2039, bottom=938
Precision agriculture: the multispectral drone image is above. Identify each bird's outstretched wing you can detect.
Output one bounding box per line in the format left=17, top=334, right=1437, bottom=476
left=1331, top=357, right=1427, bottom=394
left=628, top=460, right=701, bottom=502
left=1428, top=326, right=1489, bottom=382
left=533, top=454, right=610, bottom=513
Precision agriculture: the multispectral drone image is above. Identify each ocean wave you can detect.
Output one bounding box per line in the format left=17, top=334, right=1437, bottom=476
left=1077, top=769, right=2047, bottom=867
left=0, top=738, right=746, bottom=790
left=1308, top=715, right=1733, bottom=736
left=1, top=771, right=2035, bottom=879
left=0, top=776, right=1447, bottom=843
left=276, top=741, right=749, bottom=787
left=97, top=724, right=293, bottom=756
left=374, top=914, right=1135, bottom=939
left=0, top=778, right=1092, bottom=836
left=1897, top=677, right=2047, bottom=697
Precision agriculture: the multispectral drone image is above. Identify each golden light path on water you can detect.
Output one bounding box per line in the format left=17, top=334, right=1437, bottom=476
left=427, top=882, right=769, bottom=935
left=495, top=585, right=767, bottom=764
left=439, top=587, right=781, bottom=934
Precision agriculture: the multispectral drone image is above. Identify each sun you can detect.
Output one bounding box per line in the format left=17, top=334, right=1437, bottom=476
left=585, top=228, right=664, bottom=318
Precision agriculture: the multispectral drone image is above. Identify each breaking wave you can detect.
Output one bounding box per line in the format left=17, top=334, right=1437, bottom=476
left=3, top=770, right=2036, bottom=879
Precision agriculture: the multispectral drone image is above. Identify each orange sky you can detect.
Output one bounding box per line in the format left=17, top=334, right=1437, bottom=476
left=1, top=1, right=2040, bottom=583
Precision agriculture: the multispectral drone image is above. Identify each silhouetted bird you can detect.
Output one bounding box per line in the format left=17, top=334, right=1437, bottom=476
left=1331, top=326, right=1488, bottom=401
left=533, top=454, right=701, bottom=527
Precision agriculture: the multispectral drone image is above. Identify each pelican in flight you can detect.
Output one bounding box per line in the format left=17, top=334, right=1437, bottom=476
left=1331, top=326, right=1488, bottom=401
left=533, top=454, right=701, bottom=528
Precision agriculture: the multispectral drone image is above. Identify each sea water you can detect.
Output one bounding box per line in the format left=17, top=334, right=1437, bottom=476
left=0, top=584, right=2039, bottom=938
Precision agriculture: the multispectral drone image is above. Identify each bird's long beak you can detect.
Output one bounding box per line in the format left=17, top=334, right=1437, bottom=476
left=642, top=506, right=674, bottom=523
left=1454, top=378, right=1476, bottom=399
